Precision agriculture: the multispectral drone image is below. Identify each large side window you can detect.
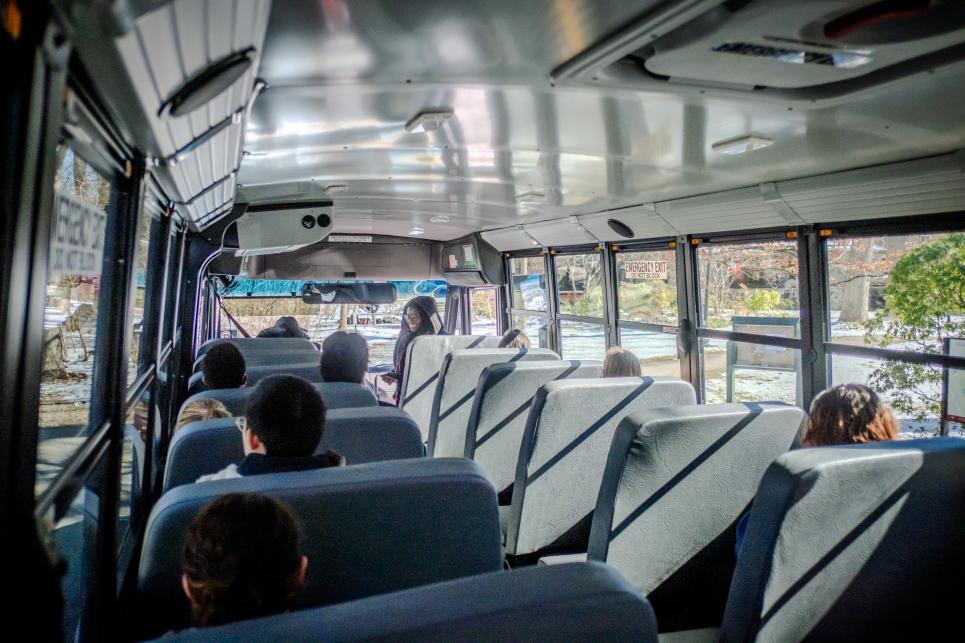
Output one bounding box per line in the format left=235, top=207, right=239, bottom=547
left=825, top=232, right=964, bottom=437
left=469, top=287, right=499, bottom=335
left=616, top=247, right=681, bottom=377
left=554, top=251, right=607, bottom=360
left=696, top=239, right=802, bottom=405
left=508, top=255, right=552, bottom=349
left=36, top=148, right=112, bottom=496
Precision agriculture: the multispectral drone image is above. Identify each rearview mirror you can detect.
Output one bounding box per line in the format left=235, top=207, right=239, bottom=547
left=300, top=282, right=397, bottom=305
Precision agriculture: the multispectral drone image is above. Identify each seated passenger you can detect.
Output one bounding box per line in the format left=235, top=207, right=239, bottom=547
left=601, top=347, right=642, bottom=377
left=735, top=382, right=898, bottom=553
left=498, top=328, right=531, bottom=349
left=257, top=316, right=310, bottom=339
left=176, top=399, right=231, bottom=432
left=197, top=375, right=344, bottom=482
left=181, top=493, right=307, bottom=628
left=202, top=342, right=247, bottom=390
left=320, top=331, right=368, bottom=384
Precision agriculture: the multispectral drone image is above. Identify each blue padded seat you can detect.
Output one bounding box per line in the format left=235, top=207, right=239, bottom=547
left=187, top=362, right=322, bottom=394
left=163, top=407, right=424, bottom=492
left=179, top=381, right=376, bottom=417
left=195, top=337, right=316, bottom=357
left=193, top=348, right=320, bottom=373
left=151, top=562, right=658, bottom=643
left=138, top=458, right=502, bottom=639
left=719, top=437, right=965, bottom=642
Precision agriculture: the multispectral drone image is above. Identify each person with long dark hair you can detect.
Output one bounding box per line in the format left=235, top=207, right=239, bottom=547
left=381, top=296, right=446, bottom=402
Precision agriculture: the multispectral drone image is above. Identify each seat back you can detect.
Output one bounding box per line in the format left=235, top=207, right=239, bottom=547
left=467, top=360, right=603, bottom=495
left=588, top=403, right=803, bottom=632
left=505, top=376, right=696, bottom=557
left=719, top=438, right=965, bottom=643
left=400, top=334, right=500, bottom=439
left=187, top=361, right=322, bottom=394
left=154, top=562, right=658, bottom=643
left=179, top=381, right=376, bottom=417
left=428, top=348, right=559, bottom=457
left=163, top=407, right=424, bottom=492
left=138, top=458, right=501, bottom=639
left=196, top=336, right=316, bottom=357
left=193, top=348, right=320, bottom=372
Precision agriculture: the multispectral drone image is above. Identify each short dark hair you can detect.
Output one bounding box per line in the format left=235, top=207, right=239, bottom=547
left=202, top=343, right=247, bottom=389
left=244, top=375, right=326, bottom=457
left=182, top=493, right=303, bottom=627
left=320, top=331, right=369, bottom=384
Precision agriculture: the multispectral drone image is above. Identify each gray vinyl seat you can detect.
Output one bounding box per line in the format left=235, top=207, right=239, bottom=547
left=427, top=347, right=559, bottom=457
left=718, top=437, right=965, bottom=643
left=399, top=334, right=500, bottom=440
left=196, top=336, right=316, bottom=357
left=163, top=407, right=424, bottom=492
left=152, top=562, right=659, bottom=643
left=137, top=458, right=502, bottom=640
left=587, top=403, right=804, bottom=633
left=187, top=361, right=323, bottom=394
left=465, top=360, right=603, bottom=498
left=178, top=381, right=376, bottom=417
left=503, top=376, right=697, bottom=559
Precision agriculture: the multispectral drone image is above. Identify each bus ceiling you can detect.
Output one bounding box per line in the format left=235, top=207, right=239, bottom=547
left=62, top=0, right=965, bottom=248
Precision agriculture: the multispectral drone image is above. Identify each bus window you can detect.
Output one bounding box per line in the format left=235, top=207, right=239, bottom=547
left=469, top=287, right=498, bottom=335
left=512, top=313, right=551, bottom=350
left=616, top=249, right=681, bottom=378
left=559, top=319, right=607, bottom=360
left=555, top=252, right=606, bottom=360
left=826, top=232, right=964, bottom=438
left=218, top=279, right=447, bottom=366
left=128, top=206, right=153, bottom=382
left=555, top=253, right=604, bottom=317
left=36, top=148, right=113, bottom=498
left=508, top=256, right=551, bottom=349
left=697, top=240, right=802, bottom=406
left=509, top=257, right=547, bottom=311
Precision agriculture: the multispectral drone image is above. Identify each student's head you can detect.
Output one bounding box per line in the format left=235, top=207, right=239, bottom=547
left=241, top=375, right=326, bottom=457
left=181, top=493, right=307, bottom=628
left=177, top=399, right=231, bottom=431
left=202, top=343, right=247, bottom=390
left=320, top=331, right=369, bottom=384
left=498, top=328, right=531, bottom=349
left=402, top=296, right=441, bottom=334
left=803, top=383, right=899, bottom=447
left=601, top=347, right=642, bottom=378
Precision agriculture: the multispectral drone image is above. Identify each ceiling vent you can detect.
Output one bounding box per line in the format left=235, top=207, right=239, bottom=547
left=553, top=0, right=965, bottom=104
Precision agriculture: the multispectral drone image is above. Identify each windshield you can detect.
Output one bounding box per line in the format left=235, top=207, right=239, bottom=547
left=218, top=279, right=447, bottom=365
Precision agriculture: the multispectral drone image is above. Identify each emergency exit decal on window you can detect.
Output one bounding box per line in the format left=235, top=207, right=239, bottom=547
left=49, top=190, right=107, bottom=278
left=624, top=260, right=668, bottom=280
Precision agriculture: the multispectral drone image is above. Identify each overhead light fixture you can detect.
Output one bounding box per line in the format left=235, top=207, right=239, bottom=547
left=711, top=134, right=774, bottom=155
left=159, top=47, right=255, bottom=118
left=324, top=184, right=349, bottom=194
left=409, top=226, right=425, bottom=236
left=515, top=190, right=545, bottom=202
left=404, top=108, right=454, bottom=133
left=430, top=215, right=450, bottom=223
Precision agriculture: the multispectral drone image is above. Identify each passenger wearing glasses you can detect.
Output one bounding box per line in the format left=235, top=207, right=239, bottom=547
left=196, top=375, right=344, bottom=482
left=382, top=296, right=447, bottom=404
